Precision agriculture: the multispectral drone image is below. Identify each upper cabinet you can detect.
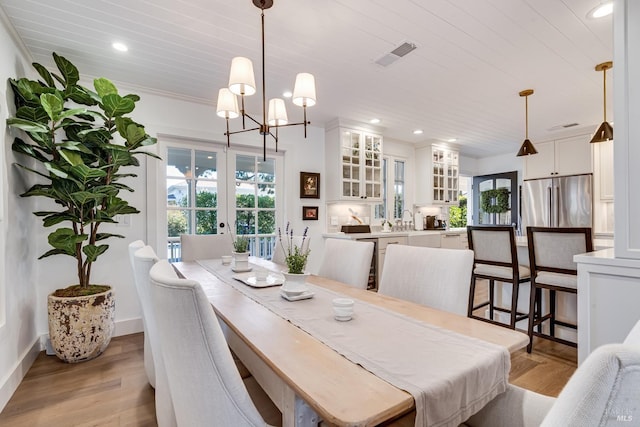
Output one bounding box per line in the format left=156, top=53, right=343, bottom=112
left=523, top=134, right=593, bottom=180
left=416, top=145, right=459, bottom=205
left=325, top=123, right=383, bottom=202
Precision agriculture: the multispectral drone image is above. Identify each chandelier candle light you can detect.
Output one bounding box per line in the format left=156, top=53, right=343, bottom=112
left=216, top=0, right=317, bottom=160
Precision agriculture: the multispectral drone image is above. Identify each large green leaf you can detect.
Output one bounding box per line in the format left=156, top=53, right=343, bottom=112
left=70, top=191, right=105, bottom=205
left=43, top=213, right=78, bottom=227
left=58, top=141, right=94, bottom=155
left=38, top=248, right=70, bottom=260
left=124, top=94, right=140, bottom=102
left=23, top=185, right=57, bottom=199
left=44, top=162, right=69, bottom=178
left=83, top=244, right=109, bottom=263
left=16, top=106, right=49, bottom=123
left=41, top=93, right=64, bottom=121
left=69, top=164, right=107, bottom=183
left=57, top=108, right=88, bottom=123
left=6, top=117, right=49, bottom=133
left=53, top=53, right=79, bottom=86
left=95, top=232, right=125, bottom=241
left=101, top=94, right=135, bottom=117
left=60, top=149, right=84, bottom=166
left=94, top=78, right=118, bottom=98
left=66, top=85, right=98, bottom=106
left=48, top=227, right=86, bottom=256
left=32, top=62, right=55, bottom=87
left=77, top=128, right=112, bottom=145
left=12, top=138, right=49, bottom=162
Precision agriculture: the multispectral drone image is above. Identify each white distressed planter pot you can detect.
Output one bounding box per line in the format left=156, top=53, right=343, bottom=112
left=47, top=288, right=115, bottom=363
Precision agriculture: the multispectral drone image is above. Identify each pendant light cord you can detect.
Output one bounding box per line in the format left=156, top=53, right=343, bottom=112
left=603, top=66, right=607, bottom=122
left=525, top=95, right=529, bottom=139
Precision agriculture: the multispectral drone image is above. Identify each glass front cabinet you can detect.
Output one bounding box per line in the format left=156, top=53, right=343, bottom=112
left=326, top=123, right=383, bottom=201
left=432, top=147, right=459, bottom=204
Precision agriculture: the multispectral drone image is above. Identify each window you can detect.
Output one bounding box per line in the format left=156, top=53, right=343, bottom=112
left=448, top=176, right=470, bottom=228
left=394, top=160, right=405, bottom=219
left=374, top=158, right=405, bottom=222
left=233, top=154, right=278, bottom=259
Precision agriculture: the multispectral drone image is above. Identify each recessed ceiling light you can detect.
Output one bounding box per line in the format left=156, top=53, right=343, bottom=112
left=587, top=1, right=613, bottom=19
left=413, top=129, right=423, bottom=135
left=283, top=91, right=292, bottom=98
left=370, top=118, right=380, bottom=124
left=112, top=42, right=128, bottom=52
left=447, top=138, right=457, bottom=142
left=207, top=156, right=213, bottom=159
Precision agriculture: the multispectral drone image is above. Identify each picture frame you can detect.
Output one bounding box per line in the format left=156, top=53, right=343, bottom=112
left=302, top=206, right=319, bottom=220
left=300, top=172, right=320, bottom=199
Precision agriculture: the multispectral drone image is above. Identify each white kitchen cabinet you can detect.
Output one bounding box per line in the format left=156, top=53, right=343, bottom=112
left=596, top=140, right=614, bottom=201
left=523, top=134, right=592, bottom=179
left=415, top=145, right=459, bottom=205
left=407, top=233, right=441, bottom=248
left=440, top=231, right=468, bottom=249
left=325, top=123, right=383, bottom=202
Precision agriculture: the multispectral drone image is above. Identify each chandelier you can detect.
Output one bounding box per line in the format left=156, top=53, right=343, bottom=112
left=216, top=0, right=317, bottom=160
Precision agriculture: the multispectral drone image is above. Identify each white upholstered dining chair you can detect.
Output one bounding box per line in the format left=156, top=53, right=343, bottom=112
left=378, top=244, right=474, bottom=315
left=127, top=240, right=155, bottom=387
left=465, top=319, right=640, bottom=427
left=149, top=259, right=277, bottom=427
left=131, top=245, right=177, bottom=427
left=318, top=238, right=375, bottom=289
left=180, top=233, right=234, bottom=261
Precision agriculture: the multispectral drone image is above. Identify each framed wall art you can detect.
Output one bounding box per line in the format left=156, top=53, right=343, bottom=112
left=300, top=172, right=320, bottom=199
left=302, top=206, right=319, bottom=220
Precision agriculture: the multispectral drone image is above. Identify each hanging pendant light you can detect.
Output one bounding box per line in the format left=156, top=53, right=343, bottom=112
left=590, top=61, right=613, bottom=143
left=216, top=0, right=316, bottom=160
left=516, top=89, right=537, bottom=156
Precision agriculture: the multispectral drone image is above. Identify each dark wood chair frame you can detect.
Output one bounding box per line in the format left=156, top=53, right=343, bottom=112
left=526, top=226, right=593, bottom=353
left=467, top=225, right=530, bottom=329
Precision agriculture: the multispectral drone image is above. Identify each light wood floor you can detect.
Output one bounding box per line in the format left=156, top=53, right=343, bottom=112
left=1, top=296, right=577, bottom=426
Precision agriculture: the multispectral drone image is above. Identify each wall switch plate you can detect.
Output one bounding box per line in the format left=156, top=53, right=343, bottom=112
left=330, top=216, right=339, bottom=226
left=115, top=214, right=131, bottom=227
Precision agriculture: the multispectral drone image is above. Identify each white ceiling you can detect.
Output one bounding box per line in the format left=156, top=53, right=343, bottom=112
left=0, top=0, right=613, bottom=158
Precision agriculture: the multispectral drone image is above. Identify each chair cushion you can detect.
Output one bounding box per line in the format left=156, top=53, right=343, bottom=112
left=534, top=272, right=577, bottom=290
left=474, top=264, right=530, bottom=280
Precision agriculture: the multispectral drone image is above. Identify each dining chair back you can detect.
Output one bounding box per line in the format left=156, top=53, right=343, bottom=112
left=526, top=227, right=593, bottom=353
left=149, top=259, right=272, bottom=427
left=466, top=321, right=640, bottom=427
left=132, top=246, right=177, bottom=427
left=467, top=225, right=531, bottom=329
left=378, top=244, right=474, bottom=315
left=318, top=238, right=374, bottom=289
left=127, top=240, right=154, bottom=387
left=180, top=233, right=234, bottom=261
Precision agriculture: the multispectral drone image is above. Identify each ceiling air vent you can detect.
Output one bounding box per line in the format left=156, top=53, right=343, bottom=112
left=547, top=122, right=580, bottom=131
left=375, top=41, right=417, bottom=67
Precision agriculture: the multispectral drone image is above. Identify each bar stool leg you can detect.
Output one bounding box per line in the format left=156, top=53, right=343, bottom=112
left=510, top=280, right=519, bottom=329
left=467, top=275, right=476, bottom=318
left=489, top=279, right=495, bottom=321
left=550, top=289, right=556, bottom=337
left=526, top=280, right=537, bottom=353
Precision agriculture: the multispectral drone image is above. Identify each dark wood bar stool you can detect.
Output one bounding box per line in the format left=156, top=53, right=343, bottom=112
left=467, top=225, right=531, bottom=329
left=526, top=227, right=593, bottom=353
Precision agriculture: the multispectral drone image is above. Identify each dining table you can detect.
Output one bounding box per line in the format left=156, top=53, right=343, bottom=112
left=173, top=257, right=529, bottom=427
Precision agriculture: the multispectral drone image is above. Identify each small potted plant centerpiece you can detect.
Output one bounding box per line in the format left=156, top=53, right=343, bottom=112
left=230, top=222, right=250, bottom=271
left=279, top=223, right=311, bottom=292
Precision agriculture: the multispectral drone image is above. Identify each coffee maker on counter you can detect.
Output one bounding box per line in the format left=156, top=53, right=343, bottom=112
left=425, top=215, right=446, bottom=230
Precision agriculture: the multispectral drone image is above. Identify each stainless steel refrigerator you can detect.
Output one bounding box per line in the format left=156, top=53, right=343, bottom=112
left=521, top=174, right=592, bottom=228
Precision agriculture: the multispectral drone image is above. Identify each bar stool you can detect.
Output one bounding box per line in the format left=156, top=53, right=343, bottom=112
left=526, top=227, right=593, bottom=353
left=467, top=225, right=531, bottom=329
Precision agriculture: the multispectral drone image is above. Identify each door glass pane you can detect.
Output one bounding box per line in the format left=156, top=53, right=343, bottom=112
left=167, top=179, right=189, bottom=208
left=236, top=155, right=255, bottom=181
left=258, top=159, right=275, bottom=182
left=258, top=184, right=275, bottom=208
left=167, top=147, right=190, bottom=178
left=195, top=151, right=217, bottom=179
left=195, top=210, right=217, bottom=234
left=167, top=210, right=189, bottom=236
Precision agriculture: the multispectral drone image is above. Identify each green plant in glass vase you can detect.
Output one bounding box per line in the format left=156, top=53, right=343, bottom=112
left=278, top=223, right=310, bottom=274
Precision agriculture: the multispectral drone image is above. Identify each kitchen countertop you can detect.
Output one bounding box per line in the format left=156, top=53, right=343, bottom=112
left=323, top=228, right=467, bottom=240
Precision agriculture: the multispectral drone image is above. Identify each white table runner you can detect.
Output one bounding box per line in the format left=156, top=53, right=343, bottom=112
left=197, top=259, right=510, bottom=427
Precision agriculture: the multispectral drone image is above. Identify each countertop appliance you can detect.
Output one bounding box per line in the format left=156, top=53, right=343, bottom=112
left=414, top=212, right=424, bottom=230
left=425, top=215, right=446, bottom=230
left=522, top=174, right=592, bottom=229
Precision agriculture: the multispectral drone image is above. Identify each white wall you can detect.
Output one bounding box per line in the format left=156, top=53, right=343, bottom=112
left=0, top=14, right=42, bottom=411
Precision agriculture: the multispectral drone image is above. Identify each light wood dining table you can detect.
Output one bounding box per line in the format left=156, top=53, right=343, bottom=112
left=173, top=258, right=529, bottom=427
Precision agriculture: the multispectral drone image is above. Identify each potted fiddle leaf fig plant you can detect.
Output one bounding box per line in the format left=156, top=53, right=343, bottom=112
left=6, top=52, right=159, bottom=363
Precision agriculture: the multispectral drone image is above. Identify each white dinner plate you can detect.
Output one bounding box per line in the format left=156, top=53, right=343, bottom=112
left=233, top=272, right=283, bottom=288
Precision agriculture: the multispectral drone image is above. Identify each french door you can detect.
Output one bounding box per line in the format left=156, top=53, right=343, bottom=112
left=472, top=171, right=518, bottom=227
left=162, top=139, right=282, bottom=260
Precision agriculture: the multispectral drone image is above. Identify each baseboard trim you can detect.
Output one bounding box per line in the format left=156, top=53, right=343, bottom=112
left=0, top=336, right=40, bottom=413
left=114, top=317, right=143, bottom=337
